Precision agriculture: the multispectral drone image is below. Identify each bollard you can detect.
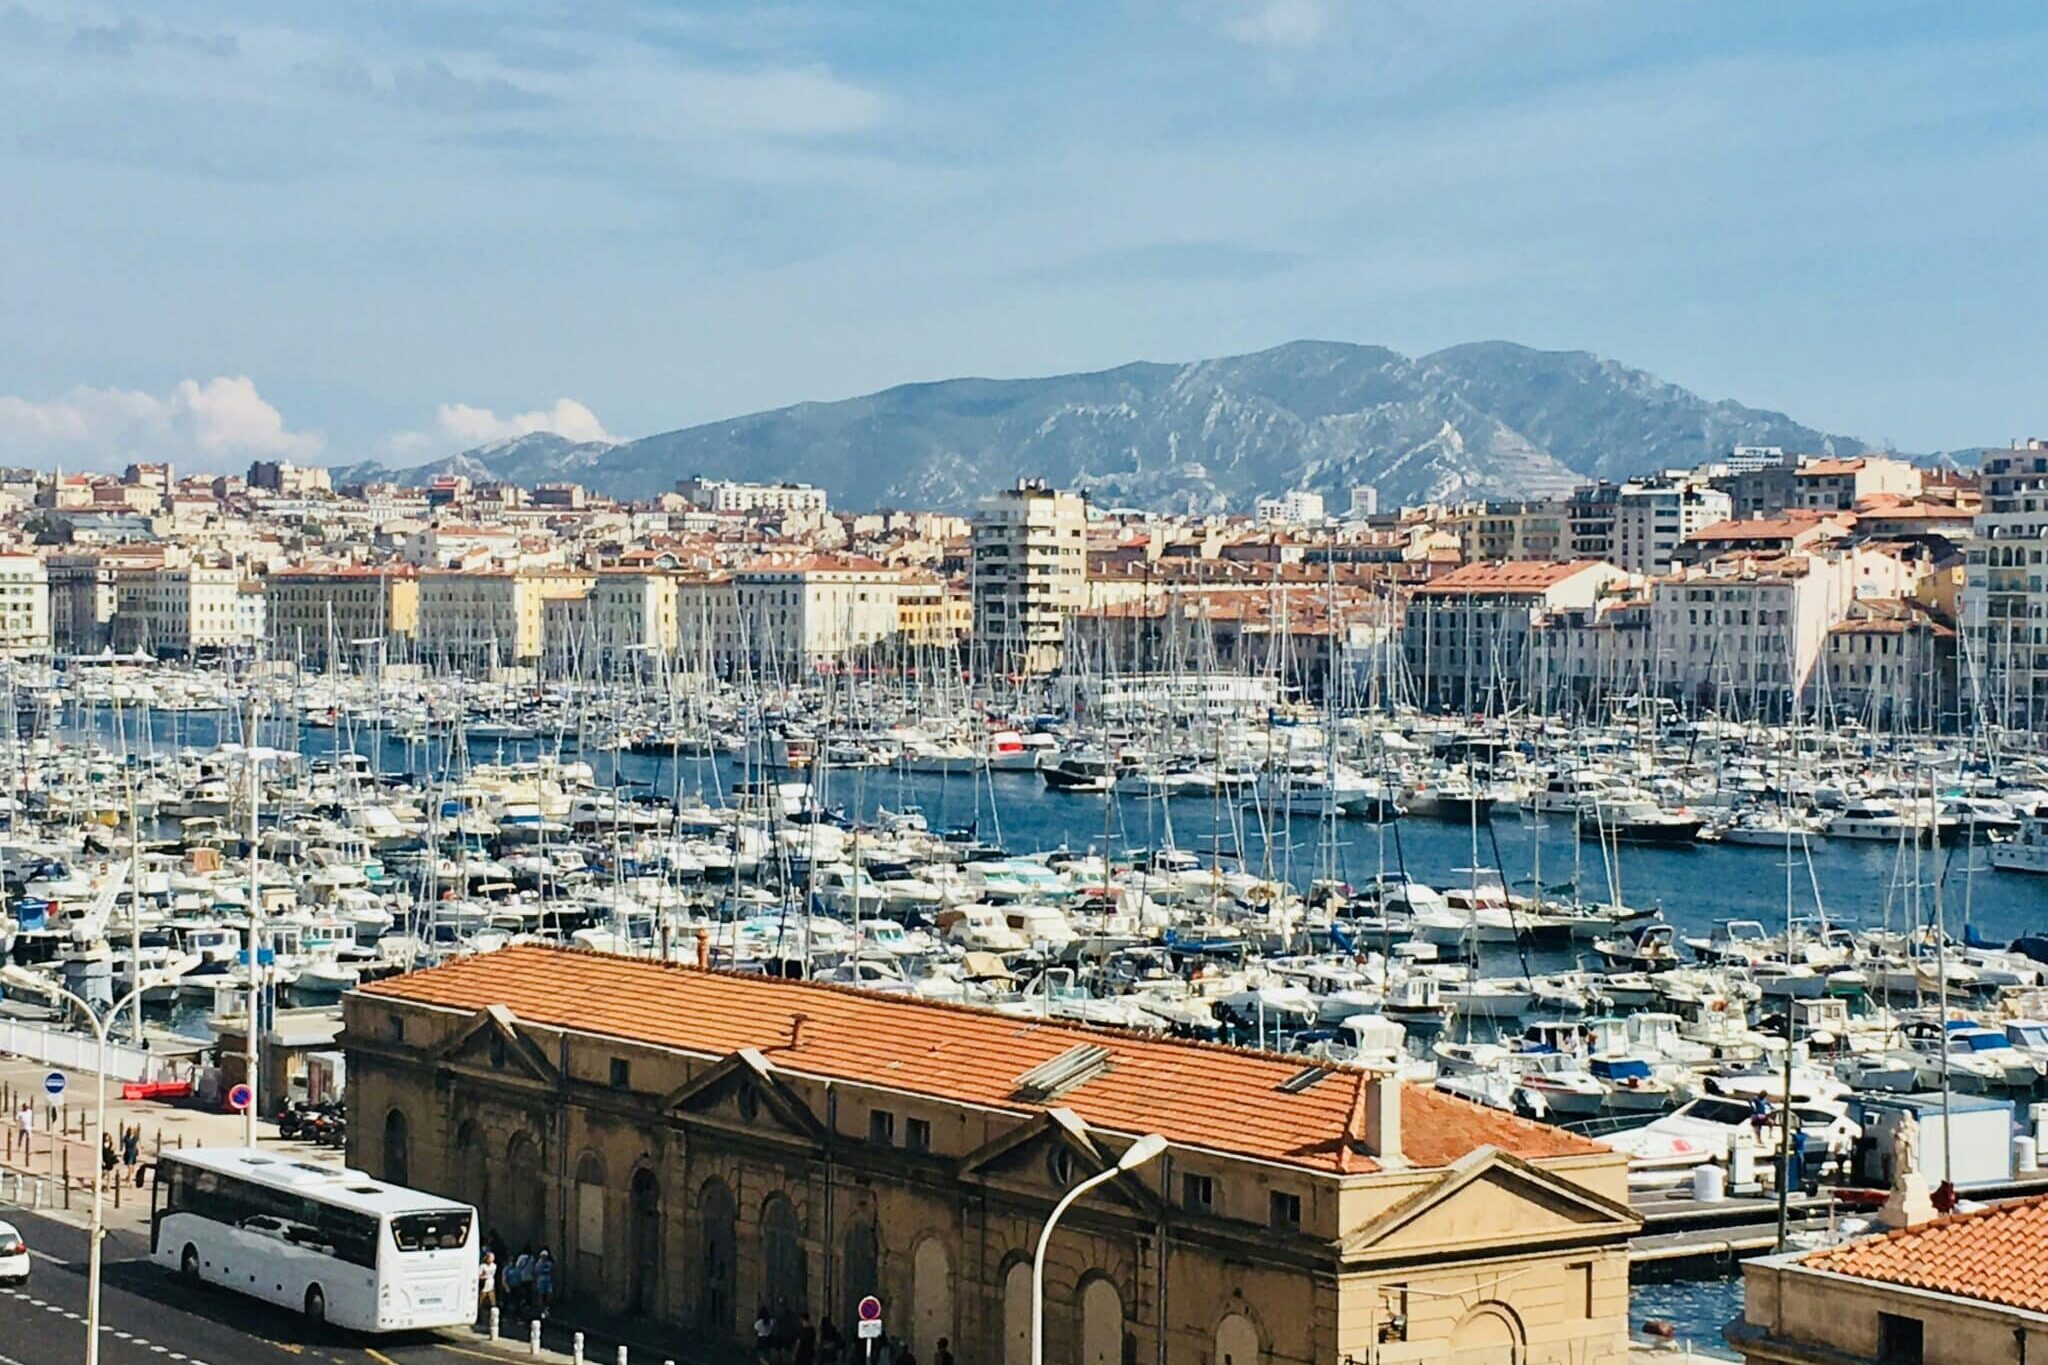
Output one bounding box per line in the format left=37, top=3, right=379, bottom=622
left=618, top=1347, right=628, bottom=1365
left=490, top=1307, right=501, bottom=1339
left=530, top=1319, right=543, bottom=1357
left=572, top=1331, right=585, bottom=1364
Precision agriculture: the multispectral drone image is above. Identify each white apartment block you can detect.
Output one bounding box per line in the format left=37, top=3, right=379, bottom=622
left=673, top=477, right=828, bottom=517
left=1644, top=552, right=1855, bottom=714
left=733, top=555, right=903, bottom=675
left=1612, top=478, right=1731, bottom=574
left=112, top=564, right=253, bottom=656
left=0, top=554, right=50, bottom=654
left=1964, top=438, right=2048, bottom=727
left=973, top=480, right=1088, bottom=674
left=1403, top=560, right=1628, bottom=711
left=1253, top=489, right=1326, bottom=524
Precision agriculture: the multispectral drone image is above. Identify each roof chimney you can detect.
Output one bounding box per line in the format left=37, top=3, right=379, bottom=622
left=789, top=1013, right=809, bottom=1050
left=1365, top=1074, right=1404, bottom=1167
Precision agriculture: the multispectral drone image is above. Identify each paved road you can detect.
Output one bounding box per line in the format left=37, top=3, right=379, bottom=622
left=0, top=1206, right=514, bottom=1365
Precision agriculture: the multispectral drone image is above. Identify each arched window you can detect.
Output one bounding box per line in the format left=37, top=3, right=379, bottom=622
left=1080, top=1278, right=1122, bottom=1365
left=761, top=1192, right=807, bottom=1313
left=382, top=1109, right=409, bottom=1188
left=698, top=1179, right=738, bottom=1335
left=454, top=1120, right=487, bottom=1212
left=1216, top=1314, right=1259, bottom=1365
left=574, top=1152, right=607, bottom=1290
left=842, top=1218, right=880, bottom=1327
left=504, top=1134, right=544, bottom=1253
left=911, top=1237, right=952, bottom=1361
left=1450, top=1303, right=1525, bottom=1365
left=628, top=1168, right=661, bottom=1315
left=1002, top=1261, right=1033, bottom=1365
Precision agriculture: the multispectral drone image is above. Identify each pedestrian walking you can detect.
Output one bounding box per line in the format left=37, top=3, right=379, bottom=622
left=15, top=1102, right=32, bottom=1156
left=934, top=1337, right=955, bottom=1365
left=533, top=1246, right=554, bottom=1319
left=101, top=1132, right=117, bottom=1179
left=476, top=1251, right=498, bottom=1325
left=795, top=1312, right=817, bottom=1365
left=755, top=1306, right=776, bottom=1362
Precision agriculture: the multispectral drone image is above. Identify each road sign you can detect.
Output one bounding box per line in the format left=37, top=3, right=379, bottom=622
left=227, top=1083, right=253, bottom=1111
left=43, top=1071, right=65, bottom=1099
left=857, top=1296, right=882, bottom=1323
left=857, top=1321, right=883, bottom=1341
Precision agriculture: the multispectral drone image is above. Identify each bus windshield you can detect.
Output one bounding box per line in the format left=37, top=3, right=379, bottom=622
left=391, top=1210, right=473, bottom=1252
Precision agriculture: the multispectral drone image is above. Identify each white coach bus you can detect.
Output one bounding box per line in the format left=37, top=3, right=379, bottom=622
left=150, top=1147, right=478, bottom=1332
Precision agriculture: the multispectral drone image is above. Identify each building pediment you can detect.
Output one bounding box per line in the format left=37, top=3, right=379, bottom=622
left=956, top=1107, right=1160, bottom=1216
left=1341, top=1147, right=1638, bottom=1263
left=663, top=1047, right=829, bottom=1147
left=429, top=1003, right=559, bottom=1087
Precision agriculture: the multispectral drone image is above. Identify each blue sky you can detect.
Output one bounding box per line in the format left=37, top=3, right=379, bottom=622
left=3, top=0, right=2046, bottom=470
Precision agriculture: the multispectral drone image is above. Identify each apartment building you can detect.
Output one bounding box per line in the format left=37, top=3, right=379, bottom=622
left=416, top=569, right=595, bottom=664
left=1252, top=488, right=1326, bottom=524
left=895, top=571, right=971, bottom=650
left=1612, top=477, right=1731, bottom=574
left=0, top=554, right=50, bottom=654
left=1963, top=438, right=2048, bottom=728
left=265, top=566, right=420, bottom=662
left=1793, top=455, right=1922, bottom=512
left=112, top=562, right=254, bottom=656
left=673, top=477, right=828, bottom=516
left=1403, top=560, right=1628, bottom=711
left=1644, top=553, right=1855, bottom=716
left=733, top=554, right=903, bottom=674
left=1821, top=598, right=1955, bottom=729
left=972, top=480, right=1088, bottom=674
left=1441, top=500, right=1569, bottom=563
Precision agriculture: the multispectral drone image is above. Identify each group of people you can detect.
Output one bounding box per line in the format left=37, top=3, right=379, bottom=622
left=476, top=1237, right=555, bottom=1326
left=753, top=1305, right=955, bottom=1365
left=97, top=1125, right=146, bottom=1187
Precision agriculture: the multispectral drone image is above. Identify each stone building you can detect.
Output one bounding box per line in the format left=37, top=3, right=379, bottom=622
left=344, top=946, right=1640, bottom=1365
left=1732, top=1194, right=2048, bottom=1364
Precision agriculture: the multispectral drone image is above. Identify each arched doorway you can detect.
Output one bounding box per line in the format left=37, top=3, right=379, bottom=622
left=761, top=1193, right=807, bottom=1313
left=503, top=1134, right=544, bottom=1254
left=842, top=1218, right=879, bottom=1327
left=698, top=1179, right=738, bottom=1336
left=1450, top=1304, right=1524, bottom=1365
left=382, top=1109, right=410, bottom=1188
left=573, top=1153, right=607, bottom=1293
left=1002, top=1261, right=1032, bottom=1365
left=455, top=1120, right=488, bottom=1212
left=1216, top=1314, right=1259, bottom=1365
left=1080, top=1278, right=1122, bottom=1365
left=629, top=1168, right=661, bottom=1315
left=911, top=1238, right=952, bottom=1361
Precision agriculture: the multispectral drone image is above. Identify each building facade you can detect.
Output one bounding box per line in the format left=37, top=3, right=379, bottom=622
left=674, top=477, right=829, bottom=517
left=973, top=481, right=1088, bottom=674
left=1964, top=438, right=2048, bottom=730
left=0, top=554, right=51, bottom=654
left=1403, top=560, right=1627, bottom=711
left=265, top=567, right=419, bottom=663
left=344, top=946, right=1640, bottom=1365
left=416, top=570, right=595, bottom=664
left=1612, top=479, right=1732, bottom=575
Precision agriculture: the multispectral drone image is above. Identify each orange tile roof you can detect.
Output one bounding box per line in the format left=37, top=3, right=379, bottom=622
left=1802, top=1195, right=2048, bottom=1313
left=1797, top=458, right=1868, bottom=476
left=1413, top=560, right=1610, bottom=595
left=357, top=945, right=1604, bottom=1175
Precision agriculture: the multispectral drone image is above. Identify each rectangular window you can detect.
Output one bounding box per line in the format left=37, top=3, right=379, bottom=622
left=1269, top=1190, right=1301, bottom=1229
left=869, top=1109, right=895, bottom=1145
left=1876, top=1314, right=1923, bottom=1365
left=1573, top=1261, right=1595, bottom=1317
left=609, top=1057, right=631, bottom=1089
left=386, top=1012, right=404, bottom=1043
left=1181, top=1172, right=1214, bottom=1212
left=905, top=1117, right=932, bottom=1153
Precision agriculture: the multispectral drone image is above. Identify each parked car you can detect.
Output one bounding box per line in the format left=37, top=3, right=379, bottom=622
left=0, top=1220, right=29, bottom=1284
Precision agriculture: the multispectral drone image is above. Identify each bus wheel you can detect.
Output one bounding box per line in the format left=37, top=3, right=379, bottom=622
left=180, top=1246, right=199, bottom=1281
left=304, top=1285, right=325, bottom=1325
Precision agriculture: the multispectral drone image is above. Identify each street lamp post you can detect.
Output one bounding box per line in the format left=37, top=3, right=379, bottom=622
left=1031, top=1133, right=1168, bottom=1365
left=3, top=967, right=167, bottom=1365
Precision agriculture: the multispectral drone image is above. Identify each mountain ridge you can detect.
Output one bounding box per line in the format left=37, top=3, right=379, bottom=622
left=333, top=340, right=1863, bottom=510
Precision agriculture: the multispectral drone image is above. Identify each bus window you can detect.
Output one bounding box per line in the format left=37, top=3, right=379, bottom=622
left=391, top=1211, right=473, bottom=1252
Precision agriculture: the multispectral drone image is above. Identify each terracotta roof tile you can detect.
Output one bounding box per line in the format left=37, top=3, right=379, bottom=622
left=357, top=945, right=1604, bottom=1174
left=1802, top=1194, right=2048, bottom=1313
left=1413, top=560, right=1612, bottom=596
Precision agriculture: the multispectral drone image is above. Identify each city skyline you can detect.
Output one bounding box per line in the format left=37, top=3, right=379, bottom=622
left=4, top=1, right=2048, bottom=471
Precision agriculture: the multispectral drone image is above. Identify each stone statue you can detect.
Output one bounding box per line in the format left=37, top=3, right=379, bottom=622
left=1892, top=1112, right=1920, bottom=1182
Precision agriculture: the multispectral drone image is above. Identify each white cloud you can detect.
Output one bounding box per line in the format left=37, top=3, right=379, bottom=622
left=380, top=397, right=616, bottom=461
left=0, top=375, right=322, bottom=472
left=435, top=397, right=613, bottom=447
left=1224, top=0, right=1332, bottom=49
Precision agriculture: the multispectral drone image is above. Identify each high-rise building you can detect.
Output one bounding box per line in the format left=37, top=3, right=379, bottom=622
left=1613, top=477, right=1732, bottom=575
left=1964, top=438, right=2048, bottom=728
left=972, top=480, right=1087, bottom=674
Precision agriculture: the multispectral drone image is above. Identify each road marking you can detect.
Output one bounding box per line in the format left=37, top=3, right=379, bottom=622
left=437, top=1347, right=515, bottom=1362
left=365, top=1350, right=401, bottom=1365
left=27, top=1248, right=69, bottom=1265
